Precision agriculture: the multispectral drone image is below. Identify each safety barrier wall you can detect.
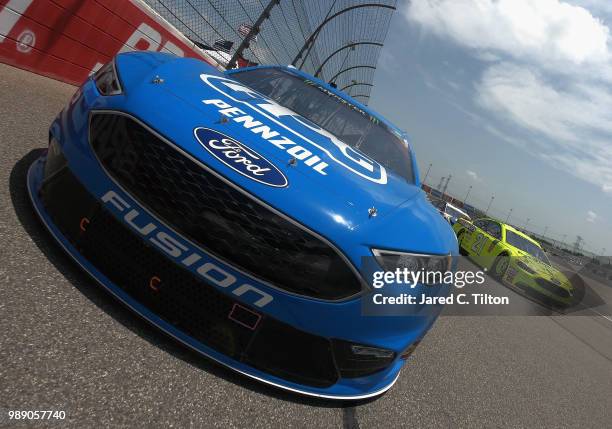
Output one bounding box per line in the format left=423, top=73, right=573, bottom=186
left=0, top=0, right=216, bottom=86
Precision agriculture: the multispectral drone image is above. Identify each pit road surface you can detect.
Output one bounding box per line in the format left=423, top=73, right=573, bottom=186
left=2, top=63, right=612, bottom=428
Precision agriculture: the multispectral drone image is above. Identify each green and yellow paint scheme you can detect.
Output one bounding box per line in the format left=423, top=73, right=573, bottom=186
left=453, top=218, right=574, bottom=306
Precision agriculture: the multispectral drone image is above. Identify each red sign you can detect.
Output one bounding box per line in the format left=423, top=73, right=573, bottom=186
left=0, top=0, right=216, bottom=85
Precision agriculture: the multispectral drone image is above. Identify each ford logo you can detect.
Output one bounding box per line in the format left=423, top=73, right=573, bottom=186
left=194, top=127, right=288, bottom=187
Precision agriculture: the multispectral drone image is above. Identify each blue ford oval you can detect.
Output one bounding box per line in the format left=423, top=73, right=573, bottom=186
left=194, top=127, right=288, bottom=187
left=27, top=52, right=457, bottom=399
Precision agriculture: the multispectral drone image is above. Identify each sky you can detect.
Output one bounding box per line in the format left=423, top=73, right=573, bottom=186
left=369, top=0, right=612, bottom=255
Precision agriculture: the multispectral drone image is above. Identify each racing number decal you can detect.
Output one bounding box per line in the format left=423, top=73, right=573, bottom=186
left=471, top=233, right=486, bottom=255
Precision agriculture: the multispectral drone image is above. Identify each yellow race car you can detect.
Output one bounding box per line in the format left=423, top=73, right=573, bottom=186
left=453, top=218, right=574, bottom=307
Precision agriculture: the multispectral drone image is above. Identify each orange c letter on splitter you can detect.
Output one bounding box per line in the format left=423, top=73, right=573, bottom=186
left=149, top=276, right=161, bottom=292
left=79, top=217, right=90, bottom=232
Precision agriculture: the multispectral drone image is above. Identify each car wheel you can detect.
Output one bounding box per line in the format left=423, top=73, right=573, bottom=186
left=491, top=254, right=509, bottom=280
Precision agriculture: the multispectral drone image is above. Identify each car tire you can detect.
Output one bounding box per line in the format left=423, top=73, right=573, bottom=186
left=491, top=254, right=509, bottom=280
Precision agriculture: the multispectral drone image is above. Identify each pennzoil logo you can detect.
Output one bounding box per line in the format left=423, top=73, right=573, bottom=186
left=199, top=74, right=388, bottom=185
left=194, top=127, right=288, bottom=188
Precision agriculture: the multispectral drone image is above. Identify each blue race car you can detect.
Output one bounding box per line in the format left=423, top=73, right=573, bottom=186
left=28, top=52, right=457, bottom=399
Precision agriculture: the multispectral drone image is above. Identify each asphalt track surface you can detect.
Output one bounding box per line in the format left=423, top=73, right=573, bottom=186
left=1, top=63, right=612, bottom=428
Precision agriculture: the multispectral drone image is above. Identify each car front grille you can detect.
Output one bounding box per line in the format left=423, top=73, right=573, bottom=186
left=88, top=112, right=362, bottom=301
left=39, top=165, right=338, bottom=387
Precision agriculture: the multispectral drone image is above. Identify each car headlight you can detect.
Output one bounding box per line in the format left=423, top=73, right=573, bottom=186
left=93, top=60, right=122, bottom=96
left=372, top=249, right=452, bottom=285
left=516, top=261, right=537, bottom=274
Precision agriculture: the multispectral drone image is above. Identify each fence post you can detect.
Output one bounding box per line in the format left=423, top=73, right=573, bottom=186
left=292, top=3, right=396, bottom=69
left=227, top=0, right=280, bottom=69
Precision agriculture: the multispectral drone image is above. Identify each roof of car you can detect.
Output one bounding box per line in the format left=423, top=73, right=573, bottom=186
left=502, top=222, right=542, bottom=247
left=476, top=218, right=542, bottom=248
left=225, top=64, right=407, bottom=139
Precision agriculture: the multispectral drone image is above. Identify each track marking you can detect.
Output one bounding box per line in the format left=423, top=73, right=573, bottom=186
left=588, top=307, right=612, bottom=323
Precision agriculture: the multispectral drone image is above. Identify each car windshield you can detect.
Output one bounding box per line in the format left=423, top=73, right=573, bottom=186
left=505, top=230, right=550, bottom=265
left=230, top=68, right=415, bottom=183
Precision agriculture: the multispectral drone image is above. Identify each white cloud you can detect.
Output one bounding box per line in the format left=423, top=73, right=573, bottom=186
left=482, top=124, right=531, bottom=150
left=475, top=64, right=612, bottom=194
left=476, top=52, right=502, bottom=62
left=587, top=210, right=598, bottom=222
left=406, top=0, right=610, bottom=66
left=405, top=0, right=612, bottom=196
left=537, top=150, right=612, bottom=197
left=476, top=63, right=612, bottom=141
left=466, top=170, right=481, bottom=181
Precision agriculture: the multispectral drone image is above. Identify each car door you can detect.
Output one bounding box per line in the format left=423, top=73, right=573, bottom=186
left=470, top=220, right=501, bottom=267
left=461, top=219, right=486, bottom=256
left=479, top=221, right=503, bottom=269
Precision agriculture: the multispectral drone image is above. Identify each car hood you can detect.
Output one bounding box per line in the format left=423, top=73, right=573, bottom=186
left=112, top=53, right=455, bottom=254
left=519, top=253, right=572, bottom=289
